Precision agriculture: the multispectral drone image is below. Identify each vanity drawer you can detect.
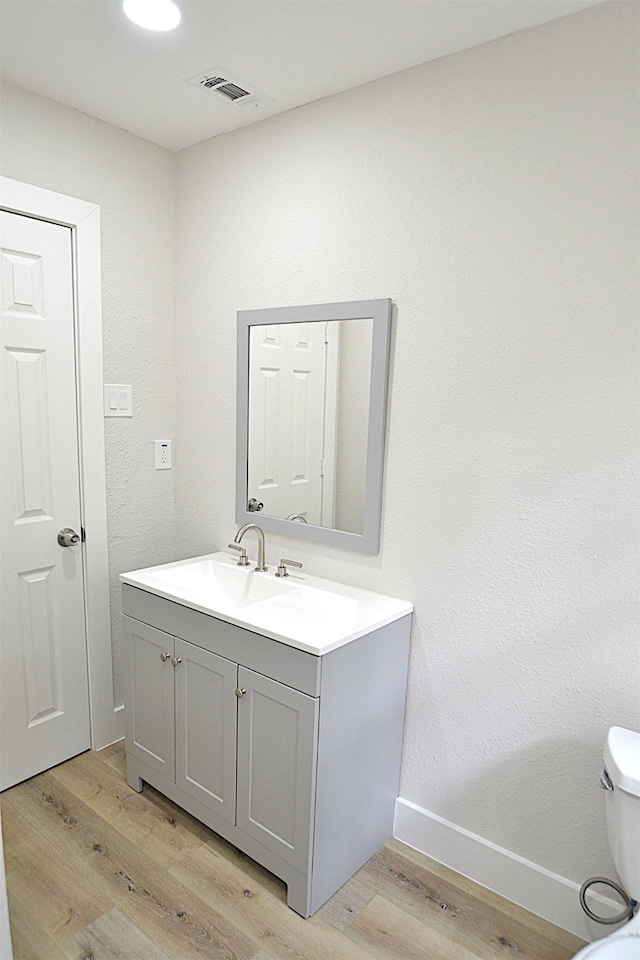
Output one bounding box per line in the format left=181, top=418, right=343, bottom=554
left=122, top=584, right=321, bottom=696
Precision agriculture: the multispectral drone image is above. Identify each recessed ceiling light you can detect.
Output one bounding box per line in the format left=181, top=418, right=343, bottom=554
left=122, top=0, right=181, bottom=31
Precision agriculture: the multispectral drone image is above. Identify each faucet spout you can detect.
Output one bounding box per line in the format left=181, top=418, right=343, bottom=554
left=233, top=523, right=267, bottom=572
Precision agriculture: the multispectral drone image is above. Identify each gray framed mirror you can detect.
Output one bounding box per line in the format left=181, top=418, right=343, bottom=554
left=236, top=298, right=392, bottom=554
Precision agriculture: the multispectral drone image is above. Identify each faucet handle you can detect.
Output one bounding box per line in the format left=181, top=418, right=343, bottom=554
left=276, top=558, right=303, bottom=578
left=228, top=543, right=251, bottom=566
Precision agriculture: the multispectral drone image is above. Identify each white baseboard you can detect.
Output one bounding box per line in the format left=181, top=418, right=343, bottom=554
left=393, top=797, right=621, bottom=943
left=95, top=704, right=125, bottom=751
left=113, top=703, right=125, bottom=741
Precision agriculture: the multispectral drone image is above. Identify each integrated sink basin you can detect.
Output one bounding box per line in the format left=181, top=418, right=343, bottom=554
left=120, top=551, right=412, bottom=655
left=133, top=554, right=295, bottom=608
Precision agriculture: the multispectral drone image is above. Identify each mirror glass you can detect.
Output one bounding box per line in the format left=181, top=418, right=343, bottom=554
left=236, top=299, right=391, bottom=553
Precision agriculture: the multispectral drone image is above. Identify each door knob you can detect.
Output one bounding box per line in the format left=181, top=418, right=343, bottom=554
left=172, top=657, right=182, bottom=667
left=235, top=688, right=246, bottom=699
left=160, top=652, right=171, bottom=662
left=57, top=527, right=80, bottom=547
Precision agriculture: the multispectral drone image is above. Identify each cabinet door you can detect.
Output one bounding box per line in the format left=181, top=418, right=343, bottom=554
left=236, top=667, right=319, bottom=873
left=174, top=638, right=237, bottom=823
left=124, top=617, right=175, bottom=779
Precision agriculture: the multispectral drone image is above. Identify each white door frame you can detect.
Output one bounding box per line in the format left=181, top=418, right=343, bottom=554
left=0, top=176, right=117, bottom=750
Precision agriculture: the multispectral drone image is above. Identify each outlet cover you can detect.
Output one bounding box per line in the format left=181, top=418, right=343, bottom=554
left=155, top=439, right=173, bottom=470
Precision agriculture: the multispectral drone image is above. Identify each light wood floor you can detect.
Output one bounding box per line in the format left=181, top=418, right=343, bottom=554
left=1, top=742, right=585, bottom=960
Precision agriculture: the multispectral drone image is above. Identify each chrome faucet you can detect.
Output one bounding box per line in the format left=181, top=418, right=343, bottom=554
left=233, top=523, right=267, bottom=572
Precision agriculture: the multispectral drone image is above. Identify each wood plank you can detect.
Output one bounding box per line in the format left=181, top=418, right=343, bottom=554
left=4, top=835, right=109, bottom=941
left=102, top=739, right=128, bottom=776
left=64, top=906, right=173, bottom=960
left=345, top=895, right=482, bottom=960
left=356, top=843, right=583, bottom=960
left=203, top=834, right=289, bottom=903
left=170, top=844, right=375, bottom=960
left=5, top=889, right=69, bottom=960
left=4, top=770, right=260, bottom=960
left=48, top=748, right=212, bottom=869
left=0, top=795, right=31, bottom=849
left=2, top=745, right=588, bottom=960
left=385, top=840, right=586, bottom=957
left=316, top=875, right=376, bottom=932
left=2, top=784, right=127, bottom=934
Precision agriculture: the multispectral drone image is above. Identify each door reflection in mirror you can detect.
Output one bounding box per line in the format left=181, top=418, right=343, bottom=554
left=247, top=319, right=372, bottom=535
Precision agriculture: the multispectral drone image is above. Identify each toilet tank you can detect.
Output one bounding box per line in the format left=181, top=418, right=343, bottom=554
left=603, top=726, right=640, bottom=900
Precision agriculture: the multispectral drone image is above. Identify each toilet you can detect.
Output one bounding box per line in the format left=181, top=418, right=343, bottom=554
left=573, top=726, right=640, bottom=958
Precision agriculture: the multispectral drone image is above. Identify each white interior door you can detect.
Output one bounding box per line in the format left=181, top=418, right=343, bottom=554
left=0, top=210, right=91, bottom=791
left=248, top=321, right=331, bottom=525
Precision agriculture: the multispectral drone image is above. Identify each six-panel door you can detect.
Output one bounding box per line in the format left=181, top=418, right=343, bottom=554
left=1, top=211, right=91, bottom=791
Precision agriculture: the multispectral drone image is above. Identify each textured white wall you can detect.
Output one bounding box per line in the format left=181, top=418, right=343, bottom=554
left=176, top=0, right=639, bottom=891
left=0, top=83, right=177, bottom=705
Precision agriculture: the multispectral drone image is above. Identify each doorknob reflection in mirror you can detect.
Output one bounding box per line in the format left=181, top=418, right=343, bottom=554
left=57, top=527, right=80, bottom=547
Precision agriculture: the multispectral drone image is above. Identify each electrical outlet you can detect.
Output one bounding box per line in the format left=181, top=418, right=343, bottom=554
left=155, top=440, right=173, bottom=470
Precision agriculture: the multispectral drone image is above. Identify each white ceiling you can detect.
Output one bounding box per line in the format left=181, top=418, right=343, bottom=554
left=0, top=0, right=604, bottom=152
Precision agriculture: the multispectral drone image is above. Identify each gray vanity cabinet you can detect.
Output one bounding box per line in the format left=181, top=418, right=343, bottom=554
left=125, top=618, right=239, bottom=822
left=122, top=584, right=411, bottom=918
left=124, top=613, right=317, bottom=882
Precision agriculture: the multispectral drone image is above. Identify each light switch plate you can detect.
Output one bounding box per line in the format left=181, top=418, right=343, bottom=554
left=104, top=384, right=132, bottom=417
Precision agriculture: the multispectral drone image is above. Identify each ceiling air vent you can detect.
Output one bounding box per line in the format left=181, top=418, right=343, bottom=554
left=188, top=69, right=272, bottom=110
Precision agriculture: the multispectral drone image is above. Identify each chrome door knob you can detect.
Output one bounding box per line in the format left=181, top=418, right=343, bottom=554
left=57, top=527, right=81, bottom=547
left=235, top=688, right=246, bottom=699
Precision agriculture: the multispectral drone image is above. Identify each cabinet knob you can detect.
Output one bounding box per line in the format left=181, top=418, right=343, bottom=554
left=160, top=652, right=171, bottom=662
left=235, top=687, right=246, bottom=699
left=172, top=657, right=182, bottom=667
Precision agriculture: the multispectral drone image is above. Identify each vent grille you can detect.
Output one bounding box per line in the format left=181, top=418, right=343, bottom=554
left=216, top=82, right=251, bottom=101
left=200, top=76, right=227, bottom=88
left=188, top=69, right=272, bottom=109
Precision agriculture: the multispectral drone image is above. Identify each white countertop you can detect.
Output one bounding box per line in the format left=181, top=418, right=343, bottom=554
left=120, top=551, right=412, bottom=655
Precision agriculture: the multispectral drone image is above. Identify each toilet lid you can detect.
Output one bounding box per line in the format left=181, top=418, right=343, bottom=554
left=574, top=935, right=640, bottom=959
